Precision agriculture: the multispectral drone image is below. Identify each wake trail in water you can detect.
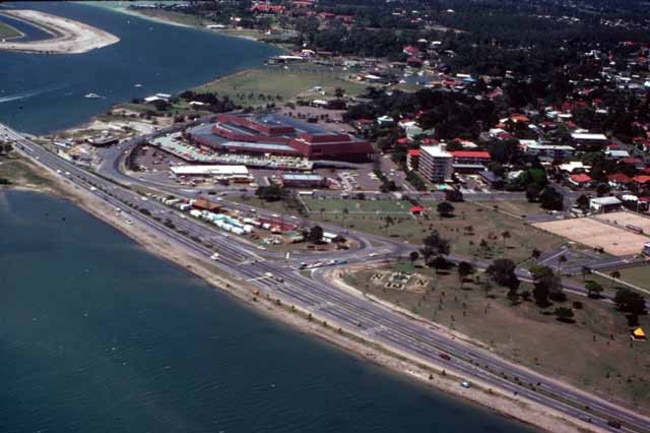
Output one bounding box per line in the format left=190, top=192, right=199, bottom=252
left=0, top=85, right=66, bottom=104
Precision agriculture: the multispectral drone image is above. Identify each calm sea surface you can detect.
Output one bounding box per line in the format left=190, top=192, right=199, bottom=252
left=0, top=1, right=279, bottom=134
left=1, top=3, right=533, bottom=432
left=0, top=190, right=536, bottom=432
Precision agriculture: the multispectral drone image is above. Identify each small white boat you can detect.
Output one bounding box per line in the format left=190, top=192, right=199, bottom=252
left=84, top=93, right=101, bottom=99
left=134, top=83, right=143, bottom=88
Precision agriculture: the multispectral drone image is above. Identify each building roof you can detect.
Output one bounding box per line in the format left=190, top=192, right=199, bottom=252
left=590, top=196, right=621, bottom=205
left=571, top=133, right=608, bottom=141
left=606, top=149, right=630, bottom=158
left=408, top=149, right=420, bottom=157
left=171, top=165, right=249, bottom=176
left=281, top=173, right=324, bottom=181
left=608, top=173, right=632, bottom=183
left=570, top=173, right=592, bottom=183
left=632, top=327, right=646, bottom=339
left=420, top=145, right=452, bottom=158
left=634, top=175, right=650, bottom=184
left=450, top=150, right=491, bottom=159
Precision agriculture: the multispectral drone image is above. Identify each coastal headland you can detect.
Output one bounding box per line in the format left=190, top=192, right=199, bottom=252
left=0, top=10, right=119, bottom=54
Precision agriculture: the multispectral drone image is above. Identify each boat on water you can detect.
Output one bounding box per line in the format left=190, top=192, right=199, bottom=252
left=134, top=83, right=143, bottom=88
left=84, top=93, right=101, bottom=99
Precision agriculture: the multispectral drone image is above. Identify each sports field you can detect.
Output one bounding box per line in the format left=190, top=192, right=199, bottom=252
left=533, top=217, right=644, bottom=256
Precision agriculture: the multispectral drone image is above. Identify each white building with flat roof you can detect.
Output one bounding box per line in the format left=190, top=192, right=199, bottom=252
left=171, top=165, right=249, bottom=178
left=418, top=145, right=453, bottom=182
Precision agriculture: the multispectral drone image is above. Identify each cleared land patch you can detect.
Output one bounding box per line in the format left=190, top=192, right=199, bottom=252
left=533, top=217, right=644, bottom=256
left=594, top=211, right=650, bottom=236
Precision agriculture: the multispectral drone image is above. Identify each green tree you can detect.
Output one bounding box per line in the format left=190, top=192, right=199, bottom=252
left=585, top=280, right=603, bottom=298
left=437, top=201, right=455, bottom=218
left=486, top=258, right=519, bottom=291
left=255, top=184, right=286, bottom=202
left=576, top=194, right=590, bottom=210
left=554, top=307, right=575, bottom=323
left=409, top=251, right=420, bottom=263
left=501, top=230, right=511, bottom=248
left=614, top=288, right=647, bottom=315
left=539, top=187, right=564, bottom=211
left=581, top=265, right=591, bottom=281
left=419, top=230, right=451, bottom=263
left=307, top=225, right=324, bottom=243
left=457, top=262, right=476, bottom=288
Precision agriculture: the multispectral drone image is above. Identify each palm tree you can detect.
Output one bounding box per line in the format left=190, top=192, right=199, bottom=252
left=610, top=270, right=621, bottom=279
left=501, top=230, right=511, bottom=248
left=557, top=254, right=567, bottom=274
left=342, top=207, right=349, bottom=227
left=319, top=207, right=325, bottom=219
left=581, top=266, right=591, bottom=281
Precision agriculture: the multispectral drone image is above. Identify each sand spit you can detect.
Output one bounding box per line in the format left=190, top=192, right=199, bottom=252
left=0, top=10, right=119, bottom=54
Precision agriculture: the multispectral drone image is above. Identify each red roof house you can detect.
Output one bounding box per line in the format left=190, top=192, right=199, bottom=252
left=570, top=173, right=593, bottom=186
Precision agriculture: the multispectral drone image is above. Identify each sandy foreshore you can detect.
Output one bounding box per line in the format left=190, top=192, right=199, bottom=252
left=2, top=154, right=613, bottom=433
left=0, top=10, right=119, bottom=54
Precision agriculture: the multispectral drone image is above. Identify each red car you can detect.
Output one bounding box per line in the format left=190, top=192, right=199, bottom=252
left=439, top=353, right=451, bottom=361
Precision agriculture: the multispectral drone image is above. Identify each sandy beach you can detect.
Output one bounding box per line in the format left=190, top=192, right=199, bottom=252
left=3, top=155, right=611, bottom=433
left=0, top=10, right=119, bottom=54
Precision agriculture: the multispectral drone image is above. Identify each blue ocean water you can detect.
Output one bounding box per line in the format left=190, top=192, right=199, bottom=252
left=0, top=190, right=535, bottom=433
left=0, top=1, right=279, bottom=134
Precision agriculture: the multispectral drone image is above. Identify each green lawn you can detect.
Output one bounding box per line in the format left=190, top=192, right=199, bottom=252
left=232, top=196, right=564, bottom=263
left=574, top=265, right=650, bottom=291
left=135, top=9, right=205, bottom=27
left=303, top=198, right=412, bottom=214
left=311, top=201, right=563, bottom=263
left=0, top=22, right=22, bottom=40
left=193, top=68, right=367, bottom=106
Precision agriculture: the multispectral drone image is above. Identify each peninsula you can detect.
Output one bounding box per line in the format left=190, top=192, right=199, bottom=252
left=0, top=10, right=119, bottom=54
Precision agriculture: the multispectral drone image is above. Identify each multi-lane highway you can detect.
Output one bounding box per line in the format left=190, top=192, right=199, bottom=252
left=3, top=122, right=649, bottom=433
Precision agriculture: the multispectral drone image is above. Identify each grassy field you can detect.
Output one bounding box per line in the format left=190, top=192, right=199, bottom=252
left=479, top=200, right=546, bottom=218
left=0, top=157, right=53, bottom=188
left=345, top=263, right=650, bottom=413
left=193, top=68, right=367, bottom=106
left=571, top=265, right=650, bottom=291
left=309, top=201, right=563, bottom=263
left=0, top=21, right=22, bottom=40
left=303, top=198, right=412, bottom=214
left=617, top=266, right=650, bottom=290
left=135, top=9, right=206, bottom=27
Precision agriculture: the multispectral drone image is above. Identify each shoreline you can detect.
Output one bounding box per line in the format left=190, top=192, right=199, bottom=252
left=1, top=159, right=606, bottom=433
left=0, top=9, right=119, bottom=54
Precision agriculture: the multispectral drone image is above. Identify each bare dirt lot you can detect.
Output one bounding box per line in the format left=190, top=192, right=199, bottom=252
left=533, top=217, right=645, bottom=256
left=594, top=211, right=650, bottom=235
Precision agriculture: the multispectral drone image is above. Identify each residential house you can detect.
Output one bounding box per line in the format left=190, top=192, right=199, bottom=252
left=569, top=173, right=593, bottom=188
